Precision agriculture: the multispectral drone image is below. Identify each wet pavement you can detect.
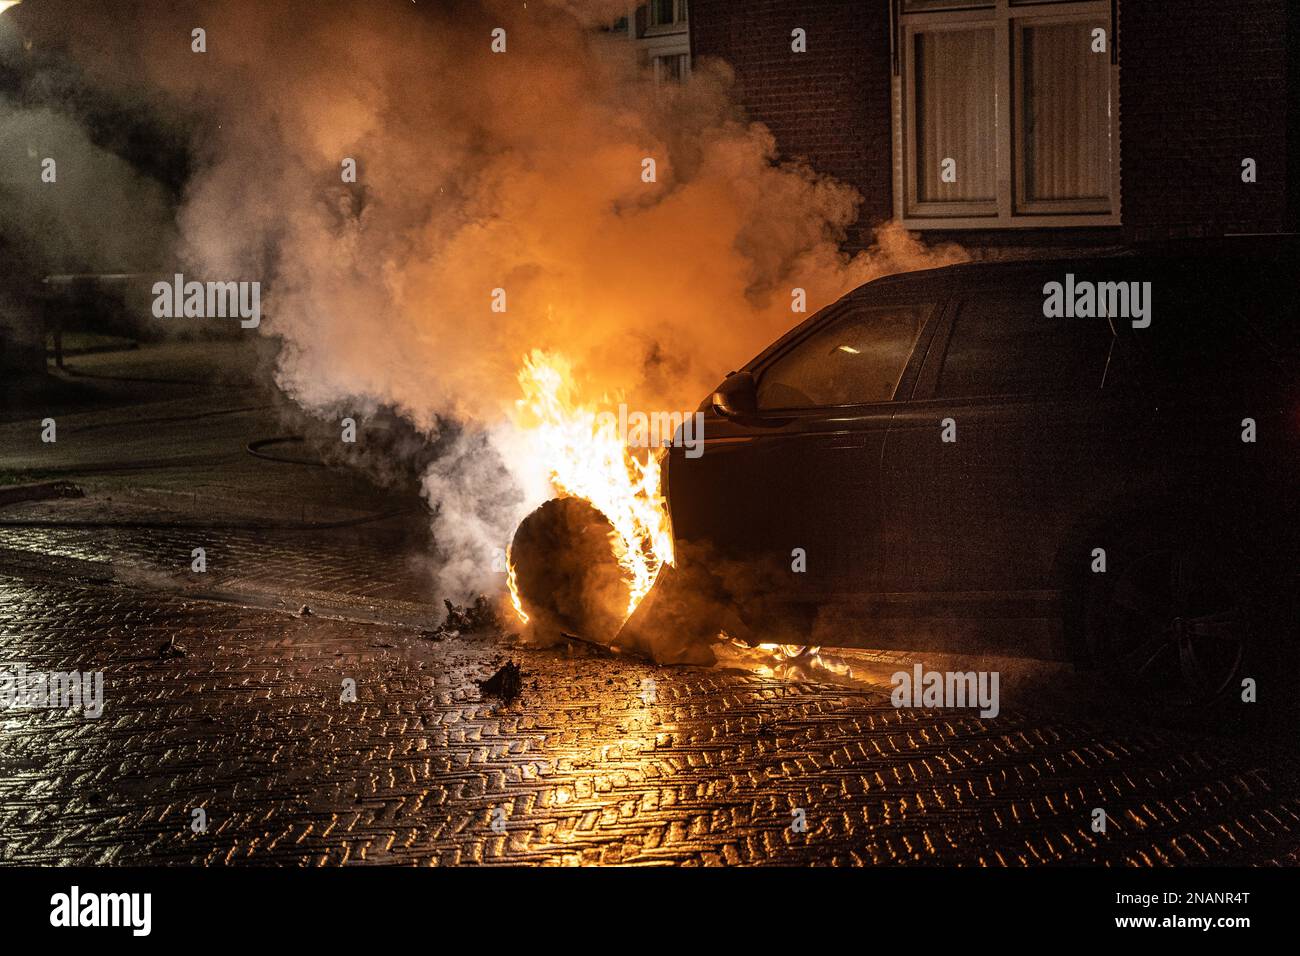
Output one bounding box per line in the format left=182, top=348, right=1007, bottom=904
left=2, top=344, right=1299, bottom=866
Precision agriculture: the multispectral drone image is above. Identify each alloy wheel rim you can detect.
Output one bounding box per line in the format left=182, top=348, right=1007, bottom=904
left=1097, top=547, right=1247, bottom=706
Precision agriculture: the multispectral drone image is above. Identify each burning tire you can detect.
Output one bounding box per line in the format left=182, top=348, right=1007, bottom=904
left=509, top=496, right=629, bottom=646
left=509, top=496, right=720, bottom=664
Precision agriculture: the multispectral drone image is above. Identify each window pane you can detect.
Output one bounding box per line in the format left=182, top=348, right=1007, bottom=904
left=1018, top=21, right=1111, bottom=206
left=654, top=53, right=688, bottom=83
left=650, top=0, right=680, bottom=26
left=757, top=304, right=932, bottom=409
left=936, top=294, right=1112, bottom=398
left=914, top=29, right=996, bottom=203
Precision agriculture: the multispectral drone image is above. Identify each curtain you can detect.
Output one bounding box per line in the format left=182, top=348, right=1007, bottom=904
left=1019, top=21, right=1111, bottom=204
left=915, top=29, right=996, bottom=203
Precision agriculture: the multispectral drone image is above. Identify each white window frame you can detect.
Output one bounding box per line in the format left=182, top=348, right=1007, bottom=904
left=892, top=0, right=1121, bottom=230
left=627, top=2, right=691, bottom=83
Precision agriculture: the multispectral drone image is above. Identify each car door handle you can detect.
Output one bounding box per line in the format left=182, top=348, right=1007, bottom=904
left=827, top=432, right=868, bottom=449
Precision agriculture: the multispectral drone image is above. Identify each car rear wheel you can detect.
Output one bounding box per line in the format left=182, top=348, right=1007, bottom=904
left=1083, top=539, right=1249, bottom=708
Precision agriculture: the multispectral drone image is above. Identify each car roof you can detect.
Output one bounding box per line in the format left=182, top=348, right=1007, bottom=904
left=855, top=235, right=1300, bottom=296
left=740, top=236, right=1299, bottom=375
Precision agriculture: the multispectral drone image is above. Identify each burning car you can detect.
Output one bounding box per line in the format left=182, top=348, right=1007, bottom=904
left=662, top=237, right=1299, bottom=705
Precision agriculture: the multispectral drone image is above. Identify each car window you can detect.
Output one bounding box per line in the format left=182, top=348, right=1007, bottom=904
left=1127, top=268, right=1298, bottom=390
left=935, top=293, right=1113, bottom=398
left=756, top=302, right=932, bottom=410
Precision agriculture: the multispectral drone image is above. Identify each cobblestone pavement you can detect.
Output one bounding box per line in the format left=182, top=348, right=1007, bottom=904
left=1, top=559, right=1298, bottom=866
left=2, top=346, right=1299, bottom=866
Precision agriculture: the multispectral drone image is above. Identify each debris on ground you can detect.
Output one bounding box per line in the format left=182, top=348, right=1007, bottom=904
left=423, top=596, right=501, bottom=640
left=298, top=605, right=313, bottom=617
left=476, top=660, right=523, bottom=703
left=447, top=595, right=500, bottom=631
left=158, top=636, right=186, bottom=660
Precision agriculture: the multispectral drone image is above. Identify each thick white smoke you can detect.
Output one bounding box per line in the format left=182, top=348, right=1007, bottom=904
left=6, top=0, right=964, bottom=599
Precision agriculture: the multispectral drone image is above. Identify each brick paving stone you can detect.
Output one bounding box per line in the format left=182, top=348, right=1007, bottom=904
left=1, top=568, right=1298, bottom=866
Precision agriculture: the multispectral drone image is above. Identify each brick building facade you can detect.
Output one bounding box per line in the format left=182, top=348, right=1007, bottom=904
left=688, top=0, right=1298, bottom=256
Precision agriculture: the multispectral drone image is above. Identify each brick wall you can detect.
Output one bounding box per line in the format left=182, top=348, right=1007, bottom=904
left=690, top=0, right=893, bottom=249
left=1119, top=0, right=1290, bottom=240
left=691, top=0, right=1295, bottom=252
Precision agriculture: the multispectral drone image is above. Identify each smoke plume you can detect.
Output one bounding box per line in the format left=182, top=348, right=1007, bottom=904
left=5, top=0, right=964, bottom=599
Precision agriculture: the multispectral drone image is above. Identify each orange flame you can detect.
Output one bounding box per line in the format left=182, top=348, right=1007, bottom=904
left=507, top=349, right=675, bottom=623
left=504, top=549, right=529, bottom=624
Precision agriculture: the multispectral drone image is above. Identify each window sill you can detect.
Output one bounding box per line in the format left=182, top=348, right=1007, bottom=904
left=642, top=24, right=689, bottom=38
left=899, top=212, right=1122, bottom=230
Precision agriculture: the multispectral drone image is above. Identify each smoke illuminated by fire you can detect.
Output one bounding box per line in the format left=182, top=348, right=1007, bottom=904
left=509, top=349, right=674, bottom=621
left=6, top=0, right=966, bottom=610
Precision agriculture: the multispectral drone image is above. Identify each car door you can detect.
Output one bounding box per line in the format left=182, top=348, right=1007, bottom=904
left=668, top=290, right=944, bottom=604
left=880, top=279, right=1119, bottom=606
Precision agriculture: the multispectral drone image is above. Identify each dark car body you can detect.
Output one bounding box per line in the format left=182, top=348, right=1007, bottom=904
left=665, top=239, right=1299, bottom=670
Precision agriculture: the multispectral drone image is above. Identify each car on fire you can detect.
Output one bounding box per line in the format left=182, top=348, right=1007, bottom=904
left=664, top=237, right=1299, bottom=707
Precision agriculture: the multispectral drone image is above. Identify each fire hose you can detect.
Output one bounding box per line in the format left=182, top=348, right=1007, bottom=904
left=0, top=427, right=424, bottom=530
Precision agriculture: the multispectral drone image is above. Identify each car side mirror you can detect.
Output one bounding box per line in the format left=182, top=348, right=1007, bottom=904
left=712, top=371, right=758, bottom=421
